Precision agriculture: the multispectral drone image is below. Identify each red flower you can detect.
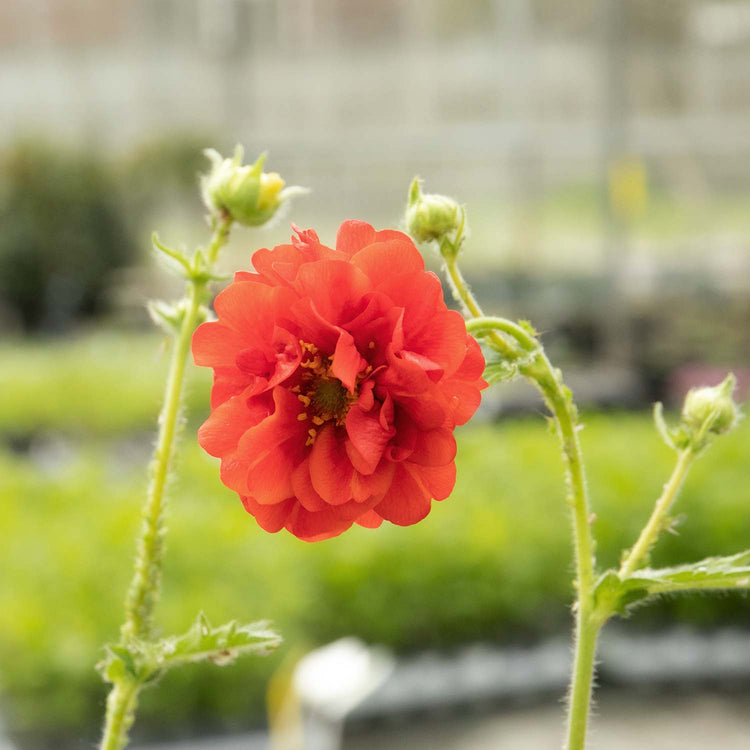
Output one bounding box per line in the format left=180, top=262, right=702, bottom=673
left=192, top=221, right=486, bottom=541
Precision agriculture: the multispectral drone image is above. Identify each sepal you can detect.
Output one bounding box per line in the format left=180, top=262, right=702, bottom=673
left=653, top=402, right=681, bottom=451
left=152, top=233, right=192, bottom=279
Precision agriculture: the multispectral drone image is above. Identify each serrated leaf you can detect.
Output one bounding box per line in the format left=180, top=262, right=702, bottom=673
left=642, top=550, right=750, bottom=594
left=594, top=550, right=750, bottom=620
left=152, top=612, right=282, bottom=670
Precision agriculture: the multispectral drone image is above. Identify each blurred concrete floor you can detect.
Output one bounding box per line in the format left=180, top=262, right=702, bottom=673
left=345, top=692, right=750, bottom=750
left=133, top=691, right=750, bottom=750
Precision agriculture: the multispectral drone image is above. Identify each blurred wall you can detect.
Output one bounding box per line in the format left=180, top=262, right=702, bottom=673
left=3, top=0, right=750, bottom=380
left=4, top=0, right=750, bottom=190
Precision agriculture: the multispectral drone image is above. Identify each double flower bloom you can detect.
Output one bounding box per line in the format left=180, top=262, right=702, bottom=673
left=192, top=220, right=486, bottom=541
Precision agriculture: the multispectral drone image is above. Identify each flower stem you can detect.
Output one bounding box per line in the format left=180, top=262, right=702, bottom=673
left=121, top=276, right=207, bottom=640
left=619, top=448, right=695, bottom=578
left=464, top=314, right=598, bottom=749
left=520, top=348, right=599, bottom=750
left=444, top=259, right=519, bottom=360
left=100, top=216, right=232, bottom=750
left=207, top=212, right=233, bottom=264
left=566, top=616, right=601, bottom=750
left=100, top=680, right=139, bottom=750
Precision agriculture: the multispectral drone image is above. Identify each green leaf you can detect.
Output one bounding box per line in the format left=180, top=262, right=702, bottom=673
left=97, top=614, right=281, bottom=687
left=593, top=571, right=651, bottom=619
left=152, top=612, right=282, bottom=670
left=594, top=550, right=750, bottom=620
left=642, top=550, right=750, bottom=594
left=97, top=643, right=149, bottom=684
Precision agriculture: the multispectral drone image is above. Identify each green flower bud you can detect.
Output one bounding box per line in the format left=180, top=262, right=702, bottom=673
left=405, top=178, right=464, bottom=249
left=682, top=373, right=739, bottom=438
left=201, top=146, right=305, bottom=227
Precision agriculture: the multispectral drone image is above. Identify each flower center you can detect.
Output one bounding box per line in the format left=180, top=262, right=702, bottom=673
left=294, top=340, right=356, bottom=445
left=311, top=377, right=350, bottom=418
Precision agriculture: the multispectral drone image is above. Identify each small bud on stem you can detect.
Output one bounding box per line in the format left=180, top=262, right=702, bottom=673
left=405, top=178, right=465, bottom=258
left=679, top=373, right=739, bottom=452
left=682, top=373, right=738, bottom=436
left=201, top=146, right=306, bottom=227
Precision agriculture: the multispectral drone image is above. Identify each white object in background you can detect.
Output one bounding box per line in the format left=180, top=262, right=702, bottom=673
left=293, top=638, right=395, bottom=750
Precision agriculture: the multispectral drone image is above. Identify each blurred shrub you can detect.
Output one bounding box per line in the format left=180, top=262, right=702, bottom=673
left=0, top=332, right=211, bottom=438
left=0, top=141, right=138, bottom=333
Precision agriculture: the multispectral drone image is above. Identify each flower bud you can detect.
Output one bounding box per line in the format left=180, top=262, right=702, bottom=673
left=201, top=146, right=305, bottom=227
left=682, top=373, right=738, bottom=438
left=405, top=178, right=464, bottom=248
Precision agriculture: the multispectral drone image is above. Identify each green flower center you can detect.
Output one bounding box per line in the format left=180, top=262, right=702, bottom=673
left=311, top=377, right=350, bottom=420
left=294, top=340, right=357, bottom=445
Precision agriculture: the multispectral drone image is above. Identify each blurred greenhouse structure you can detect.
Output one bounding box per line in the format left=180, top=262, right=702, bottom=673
left=2, top=0, right=750, bottom=401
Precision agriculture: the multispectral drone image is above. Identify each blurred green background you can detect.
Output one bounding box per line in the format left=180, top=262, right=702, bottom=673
left=1, top=334, right=749, bottom=748
left=2, top=0, right=750, bottom=747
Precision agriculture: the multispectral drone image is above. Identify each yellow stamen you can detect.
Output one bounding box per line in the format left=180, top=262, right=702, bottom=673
left=297, top=413, right=308, bottom=421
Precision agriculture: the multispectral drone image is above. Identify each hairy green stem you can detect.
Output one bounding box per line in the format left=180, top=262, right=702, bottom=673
left=465, top=315, right=598, bottom=749
left=100, top=217, right=232, bottom=750
left=100, top=680, right=139, bottom=750
left=522, top=349, right=598, bottom=750
left=619, top=448, right=695, bottom=578
left=207, top=213, right=233, bottom=264
left=121, top=278, right=207, bottom=640
left=466, top=316, right=536, bottom=351
left=567, top=615, right=601, bottom=749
